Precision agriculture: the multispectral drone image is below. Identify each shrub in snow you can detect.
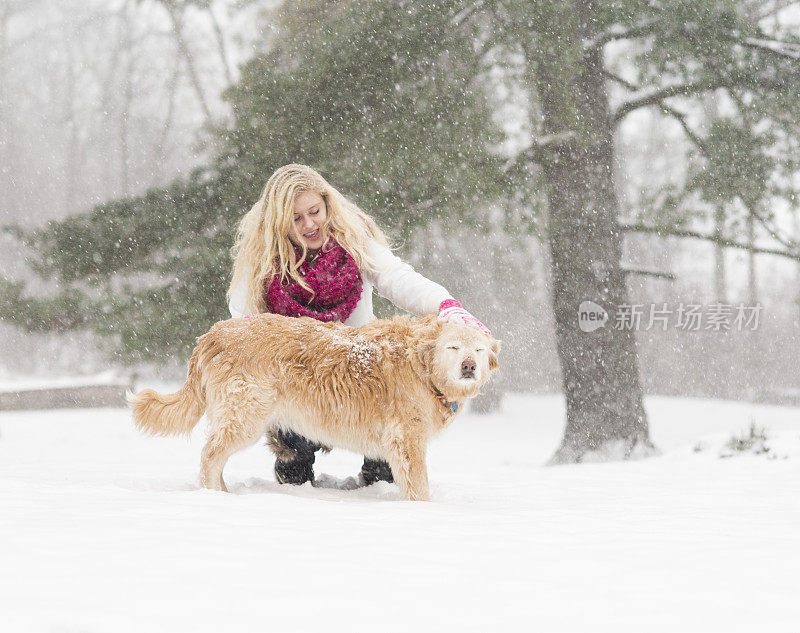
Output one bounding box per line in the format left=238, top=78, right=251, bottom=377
left=720, top=421, right=770, bottom=458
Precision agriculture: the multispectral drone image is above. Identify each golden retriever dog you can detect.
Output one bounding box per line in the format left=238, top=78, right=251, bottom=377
left=128, top=313, right=500, bottom=501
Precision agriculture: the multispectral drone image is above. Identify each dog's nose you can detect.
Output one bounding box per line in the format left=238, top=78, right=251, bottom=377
left=461, top=357, right=476, bottom=376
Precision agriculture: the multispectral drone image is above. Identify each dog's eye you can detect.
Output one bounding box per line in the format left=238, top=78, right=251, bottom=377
left=476, top=348, right=485, bottom=352
left=446, top=345, right=460, bottom=350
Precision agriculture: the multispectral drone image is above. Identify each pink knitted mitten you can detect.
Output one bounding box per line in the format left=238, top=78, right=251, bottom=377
left=438, top=299, right=491, bottom=336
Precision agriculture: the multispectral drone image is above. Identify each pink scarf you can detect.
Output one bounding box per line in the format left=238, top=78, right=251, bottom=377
left=264, top=240, right=363, bottom=323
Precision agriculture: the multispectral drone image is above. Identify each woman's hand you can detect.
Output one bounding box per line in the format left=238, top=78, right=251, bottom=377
left=438, top=299, right=491, bottom=336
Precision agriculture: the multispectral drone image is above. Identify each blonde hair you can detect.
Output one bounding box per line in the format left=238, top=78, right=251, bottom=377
left=228, top=164, right=389, bottom=314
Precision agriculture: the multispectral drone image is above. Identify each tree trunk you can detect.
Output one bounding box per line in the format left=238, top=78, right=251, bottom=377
left=794, top=208, right=800, bottom=319
left=152, top=54, right=181, bottom=177
left=0, top=3, right=12, bottom=217
left=524, top=0, right=654, bottom=463
left=713, top=205, right=727, bottom=302
left=63, top=35, right=78, bottom=214
left=119, top=0, right=134, bottom=197
left=703, top=92, right=727, bottom=302
left=206, top=2, right=234, bottom=87
left=746, top=213, right=758, bottom=304
left=166, top=3, right=213, bottom=124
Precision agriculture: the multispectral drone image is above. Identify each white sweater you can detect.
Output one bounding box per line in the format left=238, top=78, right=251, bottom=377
left=228, top=239, right=452, bottom=326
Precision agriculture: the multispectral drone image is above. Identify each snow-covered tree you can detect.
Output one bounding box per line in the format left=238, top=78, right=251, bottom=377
left=493, top=0, right=800, bottom=462
left=0, top=0, right=503, bottom=361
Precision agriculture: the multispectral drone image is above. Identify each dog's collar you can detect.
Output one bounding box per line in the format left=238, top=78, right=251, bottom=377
left=438, top=396, right=460, bottom=414
left=433, top=388, right=460, bottom=414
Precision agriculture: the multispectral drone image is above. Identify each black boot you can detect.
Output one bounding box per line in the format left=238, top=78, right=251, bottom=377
left=275, top=452, right=315, bottom=485
left=360, top=458, right=394, bottom=486
left=273, top=430, right=319, bottom=485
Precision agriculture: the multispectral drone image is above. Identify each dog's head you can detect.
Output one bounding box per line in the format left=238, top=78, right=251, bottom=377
left=412, top=316, right=500, bottom=401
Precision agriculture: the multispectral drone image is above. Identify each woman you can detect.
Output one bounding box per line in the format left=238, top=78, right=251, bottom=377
left=227, top=164, right=489, bottom=487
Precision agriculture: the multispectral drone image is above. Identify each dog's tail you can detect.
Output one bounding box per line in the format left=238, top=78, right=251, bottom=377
left=127, top=349, right=206, bottom=437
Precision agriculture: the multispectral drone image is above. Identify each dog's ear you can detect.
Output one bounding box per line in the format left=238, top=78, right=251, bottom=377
left=488, top=339, right=501, bottom=371
left=416, top=339, right=437, bottom=375
left=409, top=316, right=442, bottom=379
left=409, top=334, right=438, bottom=380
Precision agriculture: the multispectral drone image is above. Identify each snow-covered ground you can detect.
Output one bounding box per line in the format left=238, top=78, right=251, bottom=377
left=0, top=370, right=127, bottom=392
left=1, top=393, right=798, bottom=632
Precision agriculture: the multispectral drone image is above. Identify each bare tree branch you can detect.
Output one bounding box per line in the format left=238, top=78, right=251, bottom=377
left=504, top=131, right=578, bottom=170
left=165, top=2, right=213, bottom=123
left=613, top=68, right=800, bottom=124
left=451, top=0, right=487, bottom=27
left=604, top=70, right=709, bottom=152
left=738, top=37, right=800, bottom=61
left=612, top=79, right=722, bottom=124
left=583, top=18, right=660, bottom=52
left=206, top=2, right=234, bottom=86
left=621, top=266, right=676, bottom=280
left=155, top=54, right=182, bottom=166
left=746, top=202, right=799, bottom=251
left=620, top=221, right=800, bottom=262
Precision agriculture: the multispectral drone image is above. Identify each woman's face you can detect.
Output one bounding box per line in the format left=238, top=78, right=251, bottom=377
left=288, top=190, right=327, bottom=250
